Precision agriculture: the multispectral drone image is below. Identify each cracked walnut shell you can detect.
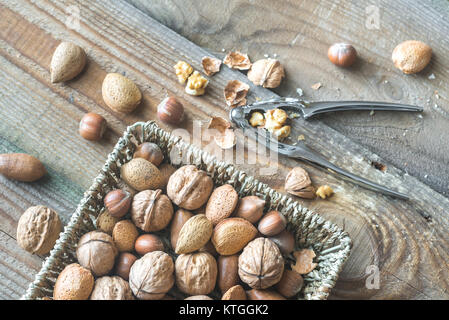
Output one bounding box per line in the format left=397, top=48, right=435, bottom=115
left=247, top=58, right=285, bottom=88
left=175, top=252, right=217, bottom=295
left=207, top=117, right=236, bottom=149
left=223, top=51, right=252, bottom=70
left=131, top=189, right=174, bottom=232
left=90, top=276, right=134, bottom=300
left=238, top=237, right=284, bottom=289
left=292, top=249, right=317, bottom=274
left=224, top=80, right=249, bottom=108
left=285, top=167, right=316, bottom=199
left=202, top=56, right=221, bottom=76
left=16, top=205, right=62, bottom=255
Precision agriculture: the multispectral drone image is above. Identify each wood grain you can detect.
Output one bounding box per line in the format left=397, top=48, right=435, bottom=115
left=0, top=0, right=448, bottom=300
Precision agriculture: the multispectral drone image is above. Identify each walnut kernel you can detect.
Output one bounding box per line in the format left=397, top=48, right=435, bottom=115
left=174, top=61, right=193, bottom=84
left=316, top=185, right=334, bottom=199
left=185, top=71, right=208, bottom=96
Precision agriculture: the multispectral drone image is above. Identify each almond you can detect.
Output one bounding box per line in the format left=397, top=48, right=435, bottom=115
left=392, top=40, right=432, bottom=74
left=175, top=214, right=213, bottom=254
left=102, top=73, right=142, bottom=113
left=211, top=218, right=257, bottom=255
left=50, top=42, right=87, bottom=83
left=0, top=153, right=46, bottom=182
left=205, top=184, right=239, bottom=225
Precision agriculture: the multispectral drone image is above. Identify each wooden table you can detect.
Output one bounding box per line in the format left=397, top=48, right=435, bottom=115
left=0, top=0, right=448, bottom=300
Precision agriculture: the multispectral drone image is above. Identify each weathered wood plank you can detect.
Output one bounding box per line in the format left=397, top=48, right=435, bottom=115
left=0, top=0, right=447, bottom=300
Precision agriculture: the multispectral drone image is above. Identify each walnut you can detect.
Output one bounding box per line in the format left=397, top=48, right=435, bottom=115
left=238, top=237, right=284, bottom=289
left=129, top=251, right=175, bottom=300
left=76, top=231, right=118, bottom=276
left=247, top=58, right=285, bottom=88
left=249, top=112, right=265, bottom=127
left=292, top=249, right=317, bottom=274
left=223, top=51, right=252, bottom=70
left=316, top=185, right=334, bottom=199
left=285, top=167, right=316, bottom=199
left=166, top=165, right=214, bottom=210
left=185, top=71, right=208, bottom=96
left=174, top=61, right=193, bottom=84
left=202, top=56, right=221, bottom=76
left=90, top=276, right=134, bottom=300
left=224, top=80, right=250, bottom=108
left=175, top=252, right=217, bottom=295
left=16, top=205, right=62, bottom=255
left=131, top=189, right=174, bottom=232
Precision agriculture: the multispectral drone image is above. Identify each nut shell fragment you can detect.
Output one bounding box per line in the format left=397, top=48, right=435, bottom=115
left=224, top=80, right=250, bottom=108
left=223, top=51, right=252, bottom=70
left=207, top=117, right=236, bottom=149
left=292, top=249, right=317, bottom=274
left=202, top=56, right=222, bottom=76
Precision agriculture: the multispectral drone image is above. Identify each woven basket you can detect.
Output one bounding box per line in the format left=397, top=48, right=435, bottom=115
left=22, top=121, right=352, bottom=300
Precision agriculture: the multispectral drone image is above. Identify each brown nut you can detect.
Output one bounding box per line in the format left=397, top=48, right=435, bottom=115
left=392, top=40, right=432, bottom=74
left=185, top=295, right=214, bottom=300
left=258, top=210, right=287, bottom=236
left=234, top=196, right=265, bottom=224
left=246, top=289, right=286, bottom=300
left=247, top=58, right=285, bottom=88
left=292, top=249, right=317, bottom=274
left=53, top=263, right=94, bottom=300
left=79, top=112, right=107, bottom=141
left=16, top=205, right=62, bottom=255
left=120, top=158, right=164, bottom=191
left=327, top=43, right=357, bottom=67
left=114, top=252, right=137, bottom=281
left=175, top=214, right=213, bottom=254
left=76, top=231, right=118, bottom=276
left=202, top=56, right=221, bottom=76
left=285, top=167, right=316, bottom=199
left=212, top=218, right=258, bottom=256
left=205, top=184, right=239, bottom=225
left=135, top=234, right=164, bottom=256
left=0, top=153, right=46, bottom=182
left=96, top=209, right=119, bottom=234
left=90, top=276, right=134, bottom=300
left=217, top=254, right=240, bottom=294
left=104, top=189, right=132, bottom=218
left=166, top=165, right=213, bottom=210
left=175, top=252, right=217, bottom=295
left=269, top=229, right=295, bottom=255
left=222, top=285, right=247, bottom=300
left=102, top=73, right=142, bottom=113
left=158, top=163, right=177, bottom=190
left=170, top=209, right=193, bottom=250
left=223, top=51, right=252, bottom=70
left=133, top=142, right=164, bottom=166
left=129, top=251, right=175, bottom=300
left=199, top=241, right=218, bottom=257
left=275, top=269, right=304, bottom=298
left=112, top=220, right=139, bottom=252
left=157, top=97, right=185, bottom=126
left=50, top=42, right=86, bottom=83
left=131, top=189, right=174, bottom=232
left=239, top=237, right=284, bottom=289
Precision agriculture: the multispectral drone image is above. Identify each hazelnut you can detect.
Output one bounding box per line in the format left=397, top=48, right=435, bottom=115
left=223, top=51, right=252, bottom=70
left=246, top=289, right=286, bottom=300
left=166, top=165, right=214, bottom=210
left=224, top=80, right=249, bottom=108
left=104, top=189, right=132, bottom=218
left=205, top=184, right=239, bottom=225
left=114, top=252, right=137, bottom=280
left=392, top=40, right=432, bottom=74
left=292, top=249, right=317, bottom=274
left=185, top=295, right=214, bottom=300
left=53, top=263, right=94, bottom=300
left=202, top=56, right=221, bottom=76
left=316, top=185, right=334, bottom=199
left=16, top=205, right=62, bottom=255
left=90, top=276, right=134, bottom=300
left=217, top=254, right=240, bottom=294
left=76, top=231, right=118, bottom=276
left=170, top=209, right=193, bottom=250
left=129, top=251, right=175, bottom=300
left=247, top=58, right=285, bottom=88
left=131, top=189, right=174, bottom=232
left=79, top=112, right=107, bottom=141
left=175, top=252, right=217, bottom=295
left=133, top=142, right=164, bottom=166
left=135, top=234, right=164, bottom=256
left=96, top=209, right=119, bottom=234
left=185, top=71, right=209, bottom=96
left=275, top=269, right=304, bottom=298
left=222, top=285, right=247, bottom=300
left=234, top=196, right=265, bottom=224
left=327, top=43, right=357, bottom=67
left=239, top=237, right=284, bottom=289
left=157, top=97, right=185, bottom=125
left=258, top=210, right=287, bottom=236
left=285, top=166, right=316, bottom=199
left=174, top=61, right=193, bottom=84
left=112, top=220, right=139, bottom=252
left=269, top=229, right=295, bottom=254
left=120, top=158, right=164, bottom=191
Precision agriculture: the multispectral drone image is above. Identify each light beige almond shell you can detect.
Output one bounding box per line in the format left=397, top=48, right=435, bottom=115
left=129, top=251, right=175, bottom=300
left=102, top=73, right=142, bottom=113
left=205, top=184, right=239, bottom=225
left=211, top=217, right=258, bottom=255
left=120, top=158, right=164, bottom=191
left=222, top=284, right=247, bottom=300
left=175, top=252, right=217, bottom=295
left=176, top=214, right=213, bottom=254
left=50, top=42, right=87, bottom=83
left=392, top=40, right=432, bottom=74
left=53, top=263, right=94, bottom=300
left=16, top=205, right=62, bottom=255
left=90, top=276, right=134, bottom=300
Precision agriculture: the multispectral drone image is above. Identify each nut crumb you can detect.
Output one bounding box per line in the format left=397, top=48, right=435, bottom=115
left=296, top=88, right=303, bottom=96
left=316, top=185, right=333, bottom=199
left=428, top=73, right=435, bottom=80
left=311, top=82, right=322, bottom=90
left=297, top=134, right=305, bottom=141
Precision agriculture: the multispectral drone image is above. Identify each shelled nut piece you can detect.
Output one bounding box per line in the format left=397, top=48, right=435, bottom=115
left=0, top=153, right=46, bottom=182
left=129, top=251, right=175, bottom=300
left=285, top=166, right=316, bottom=199
left=175, top=214, right=213, bottom=254
left=205, top=184, right=239, bottom=225
left=202, top=56, right=222, bottom=76
left=185, top=71, right=209, bottom=96
left=53, top=263, right=94, bottom=300
left=16, top=205, right=62, bottom=255
left=175, top=252, right=217, bottom=295
left=264, top=109, right=291, bottom=140
left=76, top=230, right=118, bottom=276
left=223, top=51, right=252, bottom=70
left=131, top=189, right=174, bottom=232
left=90, top=276, right=134, bottom=300
left=292, top=249, right=317, bottom=274
left=238, top=237, right=284, bottom=289
left=392, top=40, right=432, bottom=74
left=224, top=80, right=250, bottom=108
left=79, top=112, right=107, bottom=141
left=249, top=112, right=265, bottom=127
left=120, top=158, right=164, bottom=191
left=102, top=73, right=142, bottom=113
left=316, top=185, right=334, bottom=199
left=327, top=43, right=357, bottom=68
left=157, top=97, right=185, bottom=126
left=50, top=42, right=86, bottom=83
left=174, top=61, right=193, bottom=84
left=104, top=189, right=132, bottom=218
left=133, top=142, right=164, bottom=166
left=211, top=217, right=258, bottom=255
left=247, top=58, right=285, bottom=88
left=234, top=196, right=266, bottom=224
